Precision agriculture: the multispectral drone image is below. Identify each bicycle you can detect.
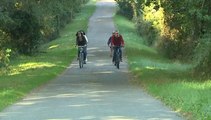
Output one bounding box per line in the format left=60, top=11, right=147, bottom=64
left=78, top=46, right=86, bottom=68
left=113, top=46, right=122, bottom=69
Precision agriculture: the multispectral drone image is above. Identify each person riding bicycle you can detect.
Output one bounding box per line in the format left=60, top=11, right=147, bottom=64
left=111, top=30, right=124, bottom=63
left=79, top=30, right=88, bottom=43
left=76, top=30, right=88, bottom=63
left=107, top=31, right=115, bottom=57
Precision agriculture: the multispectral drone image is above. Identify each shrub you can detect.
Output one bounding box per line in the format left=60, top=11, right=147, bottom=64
left=9, top=10, right=41, bottom=55
left=0, top=49, right=11, bottom=67
left=115, top=0, right=133, bottom=20
left=136, top=17, right=157, bottom=46
left=193, top=33, right=211, bottom=77
left=0, top=29, right=12, bottom=67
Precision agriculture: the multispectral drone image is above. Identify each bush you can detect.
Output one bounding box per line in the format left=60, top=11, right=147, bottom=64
left=193, top=33, right=211, bottom=77
left=0, top=49, right=11, bottom=67
left=0, top=29, right=12, bottom=67
left=115, top=0, right=133, bottom=20
left=9, top=10, right=41, bottom=55
left=136, top=17, right=157, bottom=46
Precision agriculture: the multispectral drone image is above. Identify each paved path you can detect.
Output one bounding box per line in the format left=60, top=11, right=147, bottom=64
left=0, top=0, right=184, bottom=120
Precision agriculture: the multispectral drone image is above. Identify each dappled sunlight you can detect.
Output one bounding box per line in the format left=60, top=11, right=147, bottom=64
left=90, top=98, right=102, bottom=102
left=95, top=62, right=110, bottom=67
left=68, top=104, right=90, bottom=107
left=145, top=65, right=167, bottom=71
left=0, top=89, right=16, bottom=97
left=79, top=116, right=97, bottom=119
left=20, top=90, right=116, bottom=106
left=86, top=90, right=115, bottom=102
left=131, top=60, right=167, bottom=71
left=145, top=66, right=156, bottom=70
left=54, top=93, right=85, bottom=98
left=9, top=62, right=56, bottom=76
left=87, top=47, right=99, bottom=50
left=47, top=119, right=70, bottom=120
left=182, top=81, right=211, bottom=90
left=87, top=90, right=114, bottom=94
left=130, top=57, right=192, bottom=72
left=152, top=62, right=191, bottom=71
left=16, top=101, right=38, bottom=106
left=48, top=44, right=59, bottom=49
left=24, top=93, right=86, bottom=101
left=99, top=0, right=115, bottom=2
left=93, top=71, right=113, bottom=74
left=134, top=67, right=140, bottom=71
left=103, top=116, right=138, bottom=120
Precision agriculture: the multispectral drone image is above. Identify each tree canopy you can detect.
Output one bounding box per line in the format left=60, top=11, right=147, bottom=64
left=0, top=0, right=88, bottom=66
left=115, top=0, right=211, bottom=76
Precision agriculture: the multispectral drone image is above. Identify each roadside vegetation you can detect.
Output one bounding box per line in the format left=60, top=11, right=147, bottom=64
left=114, top=14, right=211, bottom=120
left=0, top=0, right=96, bottom=111
left=0, top=0, right=89, bottom=65
left=115, top=0, right=211, bottom=77
left=114, top=0, right=211, bottom=119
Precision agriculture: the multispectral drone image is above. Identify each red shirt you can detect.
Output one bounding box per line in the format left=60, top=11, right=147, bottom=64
left=111, top=35, right=124, bottom=46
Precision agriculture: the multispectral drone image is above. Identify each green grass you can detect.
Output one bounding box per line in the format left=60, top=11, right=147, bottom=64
left=0, top=0, right=96, bottom=111
left=114, top=14, right=211, bottom=120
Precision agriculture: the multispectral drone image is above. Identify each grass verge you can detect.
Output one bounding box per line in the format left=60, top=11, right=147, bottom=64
left=114, top=14, right=211, bottom=120
left=0, top=0, right=96, bottom=111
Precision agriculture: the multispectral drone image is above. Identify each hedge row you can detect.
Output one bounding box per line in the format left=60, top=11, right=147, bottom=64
left=0, top=0, right=88, bottom=66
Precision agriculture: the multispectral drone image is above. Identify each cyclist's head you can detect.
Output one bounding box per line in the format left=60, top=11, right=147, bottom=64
left=80, top=30, right=86, bottom=35
left=114, top=30, right=119, bottom=33
left=114, top=30, right=119, bottom=37
left=112, top=31, right=115, bottom=35
left=76, top=31, right=82, bottom=37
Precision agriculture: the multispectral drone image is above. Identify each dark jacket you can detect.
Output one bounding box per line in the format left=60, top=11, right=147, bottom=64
left=76, top=35, right=87, bottom=46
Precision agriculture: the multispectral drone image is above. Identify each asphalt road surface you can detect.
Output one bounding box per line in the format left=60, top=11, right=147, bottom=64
left=0, top=0, right=184, bottom=120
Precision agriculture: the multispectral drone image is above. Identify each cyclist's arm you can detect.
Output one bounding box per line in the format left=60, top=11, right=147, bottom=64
left=75, top=38, right=78, bottom=46
left=84, top=35, right=88, bottom=43
left=107, top=37, right=112, bottom=46
left=111, top=36, right=114, bottom=46
left=120, top=35, right=124, bottom=47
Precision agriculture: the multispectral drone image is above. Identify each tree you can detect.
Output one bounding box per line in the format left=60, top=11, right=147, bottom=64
left=115, top=0, right=211, bottom=76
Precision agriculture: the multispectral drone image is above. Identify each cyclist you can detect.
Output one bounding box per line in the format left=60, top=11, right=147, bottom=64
left=75, top=30, right=88, bottom=64
left=107, top=31, right=115, bottom=57
left=79, top=30, right=88, bottom=43
left=111, top=30, right=124, bottom=63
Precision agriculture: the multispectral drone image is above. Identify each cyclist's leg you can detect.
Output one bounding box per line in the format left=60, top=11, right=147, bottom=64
left=77, top=48, right=80, bottom=60
left=112, top=47, right=117, bottom=63
left=110, top=46, right=113, bottom=57
left=83, top=46, right=87, bottom=63
left=119, top=47, right=122, bottom=61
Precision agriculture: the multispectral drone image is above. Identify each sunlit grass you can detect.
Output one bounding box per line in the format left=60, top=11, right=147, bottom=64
left=8, top=62, right=56, bottom=76
left=114, top=14, right=211, bottom=120
left=182, top=80, right=211, bottom=90
left=48, top=44, right=59, bottom=49
left=0, top=1, right=96, bottom=111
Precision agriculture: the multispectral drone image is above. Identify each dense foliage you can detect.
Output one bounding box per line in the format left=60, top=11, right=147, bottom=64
left=115, top=0, right=211, bottom=76
left=0, top=0, right=88, bottom=66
